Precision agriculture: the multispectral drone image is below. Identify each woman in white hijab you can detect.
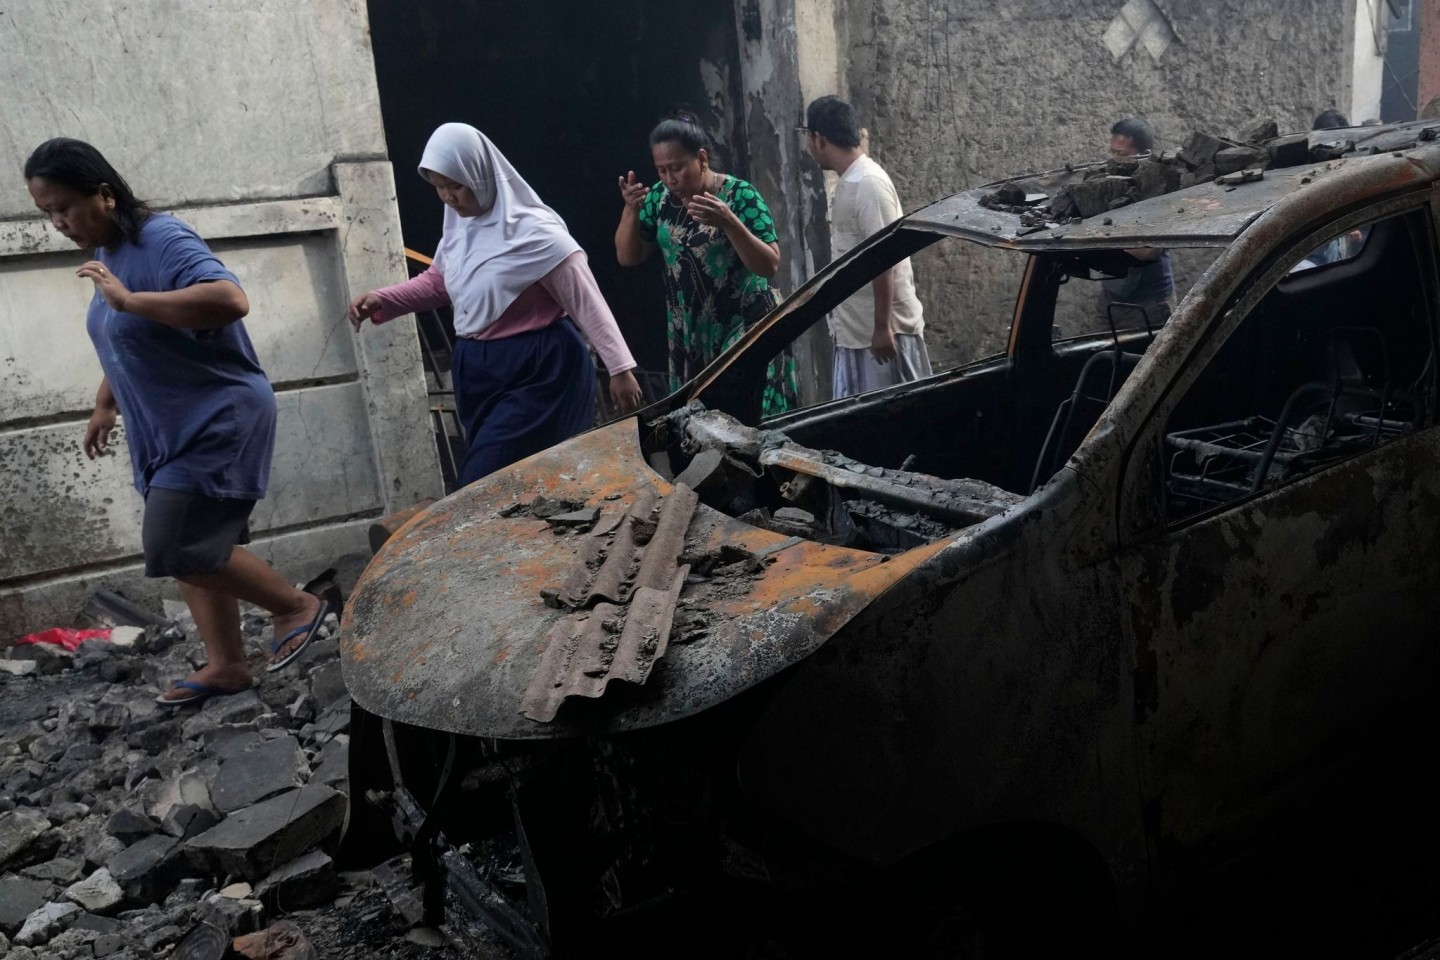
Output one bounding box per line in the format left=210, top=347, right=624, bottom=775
left=350, top=123, right=642, bottom=486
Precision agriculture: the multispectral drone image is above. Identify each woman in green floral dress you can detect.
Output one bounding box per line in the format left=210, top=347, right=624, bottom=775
left=615, top=113, right=798, bottom=417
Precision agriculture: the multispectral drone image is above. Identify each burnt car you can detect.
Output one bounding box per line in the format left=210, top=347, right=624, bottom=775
left=341, top=121, right=1440, bottom=957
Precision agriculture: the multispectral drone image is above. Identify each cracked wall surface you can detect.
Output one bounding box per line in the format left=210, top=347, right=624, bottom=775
left=0, top=1, right=441, bottom=637
left=838, top=0, right=1356, bottom=369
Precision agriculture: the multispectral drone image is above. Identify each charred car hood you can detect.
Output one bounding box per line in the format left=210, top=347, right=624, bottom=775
left=340, top=418, right=952, bottom=740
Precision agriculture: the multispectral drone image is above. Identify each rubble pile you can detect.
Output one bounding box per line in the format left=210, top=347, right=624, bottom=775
left=0, top=604, right=459, bottom=960
left=978, top=116, right=1382, bottom=233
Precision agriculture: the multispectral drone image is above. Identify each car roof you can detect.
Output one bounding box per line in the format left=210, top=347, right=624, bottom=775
left=904, top=119, right=1440, bottom=250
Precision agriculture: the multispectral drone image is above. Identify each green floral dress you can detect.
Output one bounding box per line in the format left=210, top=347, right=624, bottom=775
left=637, top=175, right=799, bottom=417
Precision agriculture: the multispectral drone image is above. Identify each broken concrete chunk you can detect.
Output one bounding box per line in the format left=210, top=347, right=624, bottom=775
left=84, top=836, right=125, bottom=872
left=1179, top=131, right=1226, bottom=168
left=16, top=644, right=74, bottom=676
left=162, top=803, right=220, bottom=841
left=253, top=849, right=337, bottom=912
left=0, top=808, right=51, bottom=870
left=1216, top=168, right=1265, bottom=186
left=20, top=857, right=81, bottom=884
left=13, top=900, right=79, bottom=947
left=140, top=766, right=215, bottom=823
left=0, top=876, right=56, bottom=932
left=1070, top=176, right=1135, bottom=218
left=71, top=910, right=121, bottom=934
left=1047, top=184, right=1079, bottom=220
left=200, top=893, right=266, bottom=937
left=106, top=834, right=184, bottom=903
left=979, top=181, right=1028, bottom=210
left=92, top=932, right=126, bottom=957
left=202, top=688, right=266, bottom=725
left=87, top=701, right=129, bottom=735
left=1263, top=134, right=1309, bottom=168
left=545, top=507, right=601, bottom=531
left=1132, top=158, right=1182, bottom=199
left=105, top=807, right=157, bottom=845
left=62, top=868, right=123, bottom=915
left=44, top=801, right=88, bottom=826
left=0, top=661, right=38, bottom=677
left=1239, top=117, right=1279, bottom=142
left=309, top=737, right=348, bottom=786
left=27, top=731, right=68, bottom=764
left=1214, top=146, right=1270, bottom=175
left=307, top=662, right=347, bottom=711
left=201, top=727, right=265, bottom=761
left=185, top=784, right=345, bottom=881
left=209, top=736, right=307, bottom=814
left=108, top=625, right=145, bottom=647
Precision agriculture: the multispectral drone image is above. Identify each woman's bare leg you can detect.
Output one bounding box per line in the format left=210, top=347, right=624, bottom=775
left=178, top=547, right=322, bottom=664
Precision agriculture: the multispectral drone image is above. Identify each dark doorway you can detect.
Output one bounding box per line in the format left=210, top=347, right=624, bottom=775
left=366, top=0, right=747, bottom=376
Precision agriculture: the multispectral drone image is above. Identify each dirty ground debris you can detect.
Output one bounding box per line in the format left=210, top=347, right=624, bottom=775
left=0, top=596, right=475, bottom=960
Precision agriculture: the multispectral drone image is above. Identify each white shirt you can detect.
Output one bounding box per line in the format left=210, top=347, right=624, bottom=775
left=827, top=155, right=924, bottom=350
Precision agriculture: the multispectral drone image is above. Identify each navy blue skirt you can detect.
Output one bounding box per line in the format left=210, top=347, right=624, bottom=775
left=451, top=319, right=596, bottom=486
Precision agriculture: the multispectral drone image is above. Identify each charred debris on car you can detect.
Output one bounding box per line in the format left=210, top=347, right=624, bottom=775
left=508, top=402, right=1015, bottom=723
left=974, top=117, right=1440, bottom=236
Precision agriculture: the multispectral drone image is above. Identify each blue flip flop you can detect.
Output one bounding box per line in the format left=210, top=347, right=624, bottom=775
left=155, top=678, right=253, bottom=706
left=267, top=574, right=341, bottom=673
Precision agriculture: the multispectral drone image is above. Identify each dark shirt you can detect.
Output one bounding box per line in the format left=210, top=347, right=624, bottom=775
left=87, top=215, right=276, bottom=499
left=1102, top=250, right=1174, bottom=304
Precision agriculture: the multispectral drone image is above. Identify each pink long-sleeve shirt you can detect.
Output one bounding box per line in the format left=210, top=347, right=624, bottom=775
left=370, top=251, right=637, bottom=375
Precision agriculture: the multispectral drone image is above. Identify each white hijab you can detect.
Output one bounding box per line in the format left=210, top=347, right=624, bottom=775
left=421, top=123, right=580, bottom=336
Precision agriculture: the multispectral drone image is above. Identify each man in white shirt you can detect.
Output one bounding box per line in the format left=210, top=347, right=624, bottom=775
left=803, top=95, right=932, bottom=400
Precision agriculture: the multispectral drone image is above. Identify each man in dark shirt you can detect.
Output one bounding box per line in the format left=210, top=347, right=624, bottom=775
left=1100, top=117, right=1175, bottom=328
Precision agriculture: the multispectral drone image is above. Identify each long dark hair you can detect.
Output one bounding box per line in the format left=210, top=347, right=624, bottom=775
left=24, top=138, right=150, bottom=245
left=649, top=108, right=715, bottom=162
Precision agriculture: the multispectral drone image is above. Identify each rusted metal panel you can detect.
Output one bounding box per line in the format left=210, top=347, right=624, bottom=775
left=340, top=419, right=953, bottom=740
left=557, top=493, right=660, bottom=608
left=523, top=484, right=699, bottom=721
left=522, top=568, right=687, bottom=723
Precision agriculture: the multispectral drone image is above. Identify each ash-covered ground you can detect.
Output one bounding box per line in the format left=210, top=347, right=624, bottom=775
left=0, top=601, right=475, bottom=959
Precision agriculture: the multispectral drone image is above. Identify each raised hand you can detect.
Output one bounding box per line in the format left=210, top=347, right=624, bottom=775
left=685, top=191, right=735, bottom=228
left=617, top=171, right=648, bottom=211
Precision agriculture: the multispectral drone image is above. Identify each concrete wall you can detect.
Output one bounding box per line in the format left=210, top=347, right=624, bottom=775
left=1417, top=0, right=1440, bottom=115
left=0, top=0, right=442, bottom=637
left=1353, top=0, right=1389, bottom=123
left=829, top=0, right=1359, bottom=368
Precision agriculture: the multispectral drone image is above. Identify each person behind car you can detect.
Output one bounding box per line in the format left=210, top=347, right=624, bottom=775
left=350, top=123, right=642, bottom=487
left=803, top=95, right=932, bottom=399
left=614, top=110, right=798, bottom=417
left=1312, top=109, right=1351, bottom=130
left=24, top=137, right=337, bottom=703
left=1101, top=117, right=1175, bottom=328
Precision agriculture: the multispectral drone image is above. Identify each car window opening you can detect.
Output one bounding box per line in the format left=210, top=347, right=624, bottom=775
left=1161, top=210, right=1435, bottom=523
left=639, top=239, right=1191, bottom=552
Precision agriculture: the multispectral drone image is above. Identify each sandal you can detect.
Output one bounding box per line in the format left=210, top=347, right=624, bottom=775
left=156, top=678, right=254, bottom=706
left=266, top=569, right=342, bottom=673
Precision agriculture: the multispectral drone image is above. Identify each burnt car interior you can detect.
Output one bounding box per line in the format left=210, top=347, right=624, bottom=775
left=640, top=205, right=1438, bottom=546
left=1159, top=208, right=1437, bottom=522
left=636, top=233, right=1176, bottom=552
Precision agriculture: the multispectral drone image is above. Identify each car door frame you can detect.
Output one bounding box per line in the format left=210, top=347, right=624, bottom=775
left=1110, top=185, right=1440, bottom=891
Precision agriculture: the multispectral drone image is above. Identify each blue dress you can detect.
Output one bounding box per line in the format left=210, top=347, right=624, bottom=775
left=86, top=215, right=276, bottom=500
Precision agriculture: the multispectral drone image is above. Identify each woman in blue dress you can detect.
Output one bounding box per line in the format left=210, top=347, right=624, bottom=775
left=24, top=138, right=336, bottom=703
